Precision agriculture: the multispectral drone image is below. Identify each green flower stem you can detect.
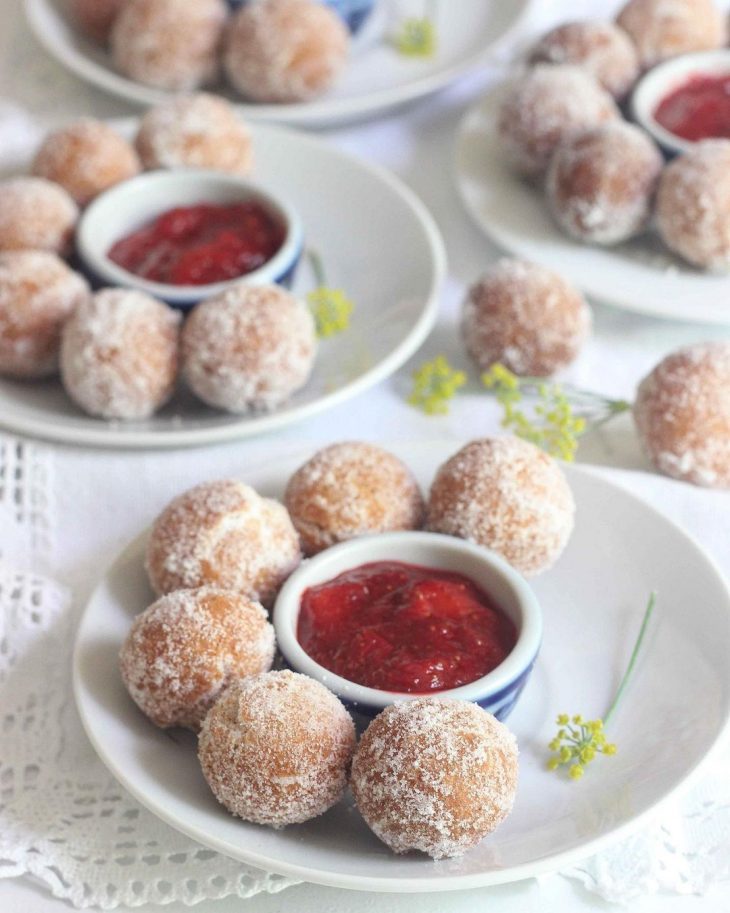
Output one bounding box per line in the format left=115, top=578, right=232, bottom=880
left=307, top=248, right=327, bottom=287
left=604, top=591, right=657, bottom=726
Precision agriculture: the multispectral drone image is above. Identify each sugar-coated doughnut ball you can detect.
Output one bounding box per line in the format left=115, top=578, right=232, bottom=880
left=60, top=289, right=180, bottom=420
left=284, top=442, right=425, bottom=555
left=0, top=177, right=79, bottom=256
left=145, top=479, right=301, bottom=606
left=529, top=21, right=640, bottom=100
left=426, top=438, right=575, bottom=577
left=111, top=0, right=227, bottom=91
left=199, top=671, right=356, bottom=826
left=224, top=0, right=350, bottom=103
left=135, top=94, right=253, bottom=175
left=546, top=122, right=663, bottom=246
left=617, top=0, right=725, bottom=69
left=462, top=259, right=591, bottom=377
left=181, top=285, right=317, bottom=414
left=119, top=588, right=276, bottom=731
left=0, top=252, right=89, bottom=379
left=656, top=140, right=730, bottom=272
left=351, top=698, right=518, bottom=859
left=70, top=0, right=126, bottom=44
left=498, top=65, right=620, bottom=179
left=31, top=119, right=140, bottom=207
left=633, top=342, right=730, bottom=488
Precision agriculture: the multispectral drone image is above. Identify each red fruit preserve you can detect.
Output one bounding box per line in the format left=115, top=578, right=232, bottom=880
left=298, top=561, right=517, bottom=693
left=107, top=201, right=286, bottom=286
left=653, top=73, right=730, bottom=142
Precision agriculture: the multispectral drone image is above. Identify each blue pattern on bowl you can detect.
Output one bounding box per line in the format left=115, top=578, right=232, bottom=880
left=226, top=0, right=376, bottom=33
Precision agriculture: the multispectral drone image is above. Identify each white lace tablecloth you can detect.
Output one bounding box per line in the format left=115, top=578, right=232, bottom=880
left=1, top=0, right=730, bottom=910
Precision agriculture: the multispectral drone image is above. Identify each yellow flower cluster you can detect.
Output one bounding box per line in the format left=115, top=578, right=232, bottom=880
left=393, top=18, right=437, bottom=57
left=547, top=715, right=617, bottom=780
left=408, top=355, right=466, bottom=415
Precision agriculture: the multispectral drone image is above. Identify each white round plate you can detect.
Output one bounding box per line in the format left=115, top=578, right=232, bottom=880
left=454, top=89, right=730, bottom=326
left=0, top=119, right=444, bottom=449
left=24, top=0, right=534, bottom=128
left=73, top=442, right=730, bottom=892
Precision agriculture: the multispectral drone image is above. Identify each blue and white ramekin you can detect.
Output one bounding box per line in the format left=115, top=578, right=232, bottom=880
left=225, top=0, right=377, bottom=34
left=76, top=169, right=303, bottom=310
left=273, top=531, right=542, bottom=721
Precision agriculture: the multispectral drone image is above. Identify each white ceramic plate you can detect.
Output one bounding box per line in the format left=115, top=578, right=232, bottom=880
left=24, top=0, right=534, bottom=128
left=73, top=442, right=730, bottom=893
left=0, top=119, right=444, bottom=449
left=454, top=89, right=730, bottom=326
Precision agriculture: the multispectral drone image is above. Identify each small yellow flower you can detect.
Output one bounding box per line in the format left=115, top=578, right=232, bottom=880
left=308, top=287, right=354, bottom=339
left=408, top=356, right=466, bottom=415
left=393, top=18, right=437, bottom=57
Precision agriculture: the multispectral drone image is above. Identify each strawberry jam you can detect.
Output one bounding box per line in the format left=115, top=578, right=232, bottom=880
left=107, top=201, right=286, bottom=286
left=653, top=73, right=730, bottom=142
left=298, top=561, right=517, bottom=693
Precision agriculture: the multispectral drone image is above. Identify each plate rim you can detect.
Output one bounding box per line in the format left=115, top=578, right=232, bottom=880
left=0, top=118, right=446, bottom=450
left=453, top=88, right=730, bottom=328
left=72, top=454, right=730, bottom=892
left=24, top=0, right=537, bottom=127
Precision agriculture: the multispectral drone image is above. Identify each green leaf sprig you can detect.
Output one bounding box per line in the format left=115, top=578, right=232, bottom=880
left=306, top=249, right=354, bottom=339
left=408, top=355, right=466, bottom=415
left=548, top=592, right=657, bottom=780
left=482, top=363, right=632, bottom=462
left=392, top=1, right=437, bottom=57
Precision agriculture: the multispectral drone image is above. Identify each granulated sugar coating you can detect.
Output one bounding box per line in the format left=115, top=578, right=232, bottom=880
left=497, top=64, right=620, bottom=179
left=461, top=259, right=591, bottom=377
left=351, top=698, right=518, bottom=859
left=135, top=94, right=253, bottom=175
left=426, top=438, right=575, bottom=577
left=224, top=0, right=350, bottom=103
left=284, top=442, right=425, bottom=555
left=529, top=20, right=640, bottom=100
left=0, top=177, right=79, bottom=256
left=0, top=251, right=89, bottom=380
left=656, top=140, right=730, bottom=272
left=198, top=670, right=356, bottom=827
left=119, top=588, right=275, bottom=731
left=181, top=285, right=317, bottom=415
left=145, top=479, right=301, bottom=607
left=60, top=288, right=180, bottom=420
left=546, top=122, right=663, bottom=246
left=616, top=0, right=725, bottom=69
left=634, top=342, right=730, bottom=488
left=70, top=0, right=126, bottom=44
left=111, top=0, right=226, bottom=92
left=31, top=119, right=140, bottom=207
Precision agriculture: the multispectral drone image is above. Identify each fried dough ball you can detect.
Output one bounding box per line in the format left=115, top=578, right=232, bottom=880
left=633, top=342, right=730, bottom=488
left=198, top=671, right=356, bottom=826
left=546, top=122, right=663, bottom=246
left=60, top=289, right=180, bottom=420
left=145, top=479, right=301, bottom=607
left=111, top=0, right=227, bottom=91
left=616, top=0, right=725, bottom=69
left=119, top=587, right=275, bottom=731
left=181, top=285, right=317, bottom=415
left=135, top=94, right=253, bottom=175
left=462, top=259, right=591, bottom=377
left=284, top=442, right=425, bottom=555
left=0, top=251, right=89, bottom=379
left=224, top=0, right=350, bottom=103
left=529, top=20, right=640, bottom=100
left=0, top=177, right=79, bottom=256
left=31, top=119, right=140, bottom=207
left=656, top=140, right=730, bottom=272
left=70, top=0, right=126, bottom=44
left=426, top=437, right=575, bottom=577
left=351, top=698, right=518, bottom=859
left=497, top=64, right=620, bottom=179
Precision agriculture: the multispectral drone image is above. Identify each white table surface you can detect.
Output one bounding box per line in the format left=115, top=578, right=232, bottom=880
left=2, top=0, right=730, bottom=910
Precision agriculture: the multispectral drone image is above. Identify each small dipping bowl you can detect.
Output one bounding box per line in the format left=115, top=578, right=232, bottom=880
left=76, top=170, right=303, bottom=309
left=274, top=531, right=542, bottom=721
left=631, top=49, right=730, bottom=156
